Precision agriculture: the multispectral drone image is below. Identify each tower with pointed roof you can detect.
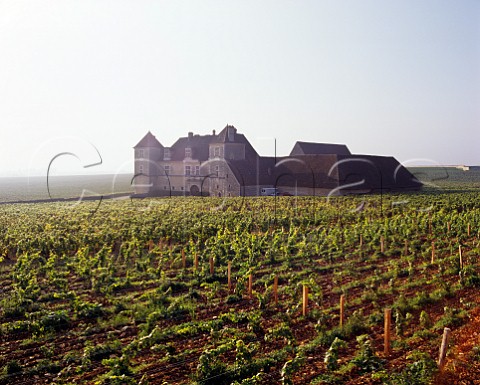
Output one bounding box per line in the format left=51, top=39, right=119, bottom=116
left=133, top=131, right=164, bottom=194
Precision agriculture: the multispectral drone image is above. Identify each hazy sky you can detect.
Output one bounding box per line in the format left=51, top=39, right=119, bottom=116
left=1, top=0, right=479, bottom=177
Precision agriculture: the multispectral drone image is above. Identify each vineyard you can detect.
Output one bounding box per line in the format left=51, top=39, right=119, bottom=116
left=1, top=193, right=480, bottom=384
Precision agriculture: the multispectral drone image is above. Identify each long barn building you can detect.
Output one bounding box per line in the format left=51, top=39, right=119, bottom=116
left=133, top=125, right=421, bottom=196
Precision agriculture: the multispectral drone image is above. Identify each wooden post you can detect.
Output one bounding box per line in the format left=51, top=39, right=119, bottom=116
left=380, top=236, right=384, bottom=253
left=194, top=254, right=199, bottom=271
left=209, top=256, right=214, bottom=275
left=459, top=245, right=463, bottom=270
left=182, top=249, right=186, bottom=269
left=467, top=223, right=471, bottom=237
left=227, top=261, right=232, bottom=292
left=404, top=239, right=408, bottom=256
left=429, top=216, right=432, bottom=235
left=447, top=222, right=451, bottom=233
left=273, top=276, right=278, bottom=306
left=148, top=240, right=154, bottom=251
left=431, top=242, right=435, bottom=264
left=340, top=294, right=345, bottom=327
left=302, top=285, right=309, bottom=316
left=248, top=274, right=253, bottom=298
left=438, top=327, right=451, bottom=371
left=384, top=308, right=392, bottom=355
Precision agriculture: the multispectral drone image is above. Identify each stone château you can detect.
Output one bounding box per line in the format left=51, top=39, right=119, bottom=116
left=133, top=125, right=421, bottom=196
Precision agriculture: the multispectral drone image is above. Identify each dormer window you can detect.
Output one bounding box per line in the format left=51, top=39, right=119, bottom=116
left=164, top=148, right=171, bottom=160
left=137, top=149, right=144, bottom=158
left=214, top=147, right=220, bottom=158
left=185, top=147, right=192, bottom=158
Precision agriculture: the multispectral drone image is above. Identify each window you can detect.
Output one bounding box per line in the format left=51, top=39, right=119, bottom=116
left=214, top=147, right=220, bottom=157
left=164, top=165, right=170, bottom=175
left=181, top=186, right=184, bottom=191
left=172, top=186, right=175, bottom=190
left=185, top=165, right=191, bottom=176
left=137, top=149, right=144, bottom=158
left=139, top=165, right=144, bottom=173
left=215, top=165, right=219, bottom=173
left=194, top=165, right=200, bottom=175
left=164, top=148, right=171, bottom=160
left=185, top=147, right=191, bottom=158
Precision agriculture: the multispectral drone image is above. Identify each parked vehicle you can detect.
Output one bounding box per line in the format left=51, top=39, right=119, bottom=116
left=260, top=187, right=280, bottom=196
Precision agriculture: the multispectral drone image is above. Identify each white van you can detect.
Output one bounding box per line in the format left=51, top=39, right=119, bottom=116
left=260, top=187, right=279, bottom=196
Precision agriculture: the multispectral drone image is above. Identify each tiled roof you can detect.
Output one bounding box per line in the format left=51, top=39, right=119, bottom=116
left=228, top=154, right=421, bottom=192
left=170, top=134, right=215, bottom=161
left=211, top=125, right=236, bottom=143
left=290, top=141, right=351, bottom=156
left=134, top=131, right=163, bottom=148
left=335, top=154, right=422, bottom=192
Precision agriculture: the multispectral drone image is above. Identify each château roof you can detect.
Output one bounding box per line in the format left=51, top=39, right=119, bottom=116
left=228, top=153, right=422, bottom=192
left=170, top=134, right=216, bottom=161
left=290, top=141, right=351, bottom=156
left=134, top=131, right=163, bottom=148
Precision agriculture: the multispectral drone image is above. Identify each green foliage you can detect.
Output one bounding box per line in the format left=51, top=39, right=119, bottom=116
left=381, top=351, right=437, bottom=385
left=324, top=337, right=347, bottom=371
left=419, top=311, right=432, bottom=329
left=83, top=339, right=122, bottom=364
left=99, top=355, right=136, bottom=384
left=1, top=193, right=480, bottom=384
left=75, top=299, right=105, bottom=319
left=280, top=353, right=305, bottom=385
left=264, top=323, right=295, bottom=345
left=433, top=307, right=468, bottom=330
left=349, top=334, right=384, bottom=374
left=33, top=358, right=61, bottom=374
left=196, top=343, right=233, bottom=385
left=2, top=360, right=22, bottom=375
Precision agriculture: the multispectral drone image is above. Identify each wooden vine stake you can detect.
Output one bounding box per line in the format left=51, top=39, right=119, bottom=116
left=302, top=285, right=309, bottom=316
left=380, top=236, right=385, bottom=253
left=209, top=256, right=214, bottom=275
left=340, top=294, right=345, bottom=327
left=181, top=249, right=186, bottom=269
left=148, top=240, right=154, bottom=251
left=227, top=261, right=232, bottom=292
left=447, top=222, right=451, bottom=233
left=194, top=254, right=199, bottom=271
left=431, top=242, right=435, bottom=264
left=273, top=276, right=278, bottom=306
left=438, top=327, right=451, bottom=371
left=467, top=223, right=471, bottom=237
left=248, top=274, right=253, bottom=298
left=459, top=245, right=463, bottom=270
left=384, top=308, right=392, bottom=355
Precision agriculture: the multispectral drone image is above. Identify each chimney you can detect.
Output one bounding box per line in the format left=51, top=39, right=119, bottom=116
left=188, top=132, right=193, bottom=139
left=212, top=129, right=216, bottom=136
left=227, top=125, right=236, bottom=141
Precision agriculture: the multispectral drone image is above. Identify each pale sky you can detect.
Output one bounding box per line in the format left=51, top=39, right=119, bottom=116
left=1, top=0, right=479, bottom=177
